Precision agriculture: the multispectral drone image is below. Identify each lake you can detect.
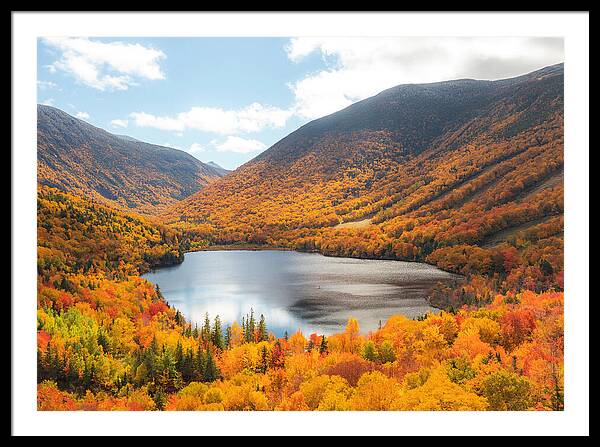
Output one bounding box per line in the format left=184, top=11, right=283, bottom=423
left=142, top=250, right=459, bottom=336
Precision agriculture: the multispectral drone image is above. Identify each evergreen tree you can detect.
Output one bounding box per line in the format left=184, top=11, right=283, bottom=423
left=225, top=325, right=232, bottom=349
left=258, top=345, right=269, bottom=374
left=203, top=348, right=220, bottom=382
left=42, top=342, right=56, bottom=381
left=174, top=309, right=186, bottom=326
left=181, top=348, right=195, bottom=383
left=248, top=308, right=256, bottom=342
left=241, top=316, right=247, bottom=342
left=195, top=343, right=206, bottom=382
left=212, top=315, right=224, bottom=350
left=258, top=314, right=268, bottom=341
left=144, top=336, right=160, bottom=380
left=362, top=340, right=378, bottom=362
left=97, top=330, right=109, bottom=354
left=202, top=312, right=211, bottom=342
left=319, top=335, right=328, bottom=354
left=174, top=340, right=184, bottom=372
left=378, top=341, right=396, bottom=363
left=157, top=346, right=182, bottom=393
left=153, top=386, right=166, bottom=411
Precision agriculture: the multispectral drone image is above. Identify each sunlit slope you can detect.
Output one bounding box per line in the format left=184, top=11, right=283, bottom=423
left=165, top=65, right=563, bottom=263
left=38, top=105, right=227, bottom=215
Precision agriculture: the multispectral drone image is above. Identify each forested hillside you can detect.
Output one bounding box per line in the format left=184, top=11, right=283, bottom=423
left=37, top=188, right=563, bottom=411
left=165, top=64, right=564, bottom=307
left=37, top=105, right=227, bottom=215
left=36, top=64, right=564, bottom=411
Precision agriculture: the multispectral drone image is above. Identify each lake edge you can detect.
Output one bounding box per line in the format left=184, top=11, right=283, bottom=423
left=142, top=249, right=462, bottom=335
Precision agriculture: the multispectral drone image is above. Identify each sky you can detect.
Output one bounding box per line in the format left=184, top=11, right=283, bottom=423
left=37, top=37, right=564, bottom=170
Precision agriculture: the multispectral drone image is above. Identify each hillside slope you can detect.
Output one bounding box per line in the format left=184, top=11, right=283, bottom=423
left=166, top=64, right=564, bottom=297
left=36, top=186, right=564, bottom=412
left=37, top=105, right=227, bottom=214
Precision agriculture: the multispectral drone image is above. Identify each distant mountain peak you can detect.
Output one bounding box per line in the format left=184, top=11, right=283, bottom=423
left=206, top=161, right=231, bottom=175
left=207, top=161, right=227, bottom=170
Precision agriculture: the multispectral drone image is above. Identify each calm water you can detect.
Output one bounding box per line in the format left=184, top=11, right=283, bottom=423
left=142, top=250, right=458, bottom=336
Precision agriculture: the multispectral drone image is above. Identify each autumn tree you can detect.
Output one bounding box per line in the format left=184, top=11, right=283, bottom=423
left=481, top=370, right=533, bottom=411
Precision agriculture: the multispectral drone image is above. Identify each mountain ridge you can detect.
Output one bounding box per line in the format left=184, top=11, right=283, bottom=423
left=252, top=63, right=563, bottom=167
left=164, top=63, right=563, bottom=297
left=37, top=104, right=226, bottom=214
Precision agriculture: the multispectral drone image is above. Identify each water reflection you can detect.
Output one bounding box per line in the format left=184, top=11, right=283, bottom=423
left=142, top=250, right=459, bottom=336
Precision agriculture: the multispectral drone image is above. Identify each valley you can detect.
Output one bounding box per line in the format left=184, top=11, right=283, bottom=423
left=35, top=64, right=565, bottom=411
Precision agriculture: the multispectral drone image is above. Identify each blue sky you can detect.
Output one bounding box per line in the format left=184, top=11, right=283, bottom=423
left=37, top=37, right=564, bottom=170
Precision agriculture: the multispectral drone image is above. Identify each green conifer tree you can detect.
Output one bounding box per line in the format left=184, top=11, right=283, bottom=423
left=202, top=312, right=211, bottom=342
left=248, top=308, right=256, bottom=342
left=258, top=314, right=268, bottom=342
left=258, top=345, right=269, bottom=374
left=153, top=386, right=166, bottom=411
left=225, top=325, right=232, bottom=349
left=362, top=340, right=378, bottom=362
left=203, top=348, right=220, bottom=382
left=175, top=340, right=184, bottom=372
left=212, top=315, right=224, bottom=350
left=319, top=335, right=328, bottom=354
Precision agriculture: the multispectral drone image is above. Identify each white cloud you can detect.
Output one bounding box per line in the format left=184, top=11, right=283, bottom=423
left=75, top=111, right=90, bottom=120
left=37, top=80, right=58, bottom=90
left=286, top=37, right=564, bottom=119
left=130, top=102, right=292, bottom=135
left=285, top=37, right=324, bottom=63
left=41, top=98, right=55, bottom=106
left=162, top=142, right=205, bottom=156
left=41, top=37, right=166, bottom=91
left=110, top=119, right=129, bottom=128
left=211, top=136, right=266, bottom=154
left=130, top=112, right=184, bottom=132
left=189, top=142, right=205, bottom=154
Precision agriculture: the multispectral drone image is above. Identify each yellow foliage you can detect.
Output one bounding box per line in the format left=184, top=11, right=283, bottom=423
left=349, top=371, right=402, bottom=410
left=392, top=368, right=488, bottom=410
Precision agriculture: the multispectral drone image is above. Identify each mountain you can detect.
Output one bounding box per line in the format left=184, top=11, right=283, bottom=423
left=206, top=161, right=231, bottom=176
left=114, top=134, right=142, bottom=143
left=37, top=105, right=226, bottom=214
left=166, top=64, right=563, bottom=293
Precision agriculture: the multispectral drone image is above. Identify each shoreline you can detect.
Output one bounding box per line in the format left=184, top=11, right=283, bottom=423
left=143, top=245, right=453, bottom=329
left=190, top=244, right=463, bottom=278
left=145, top=244, right=464, bottom=314
left=193, top=244, right=293, bottom=252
